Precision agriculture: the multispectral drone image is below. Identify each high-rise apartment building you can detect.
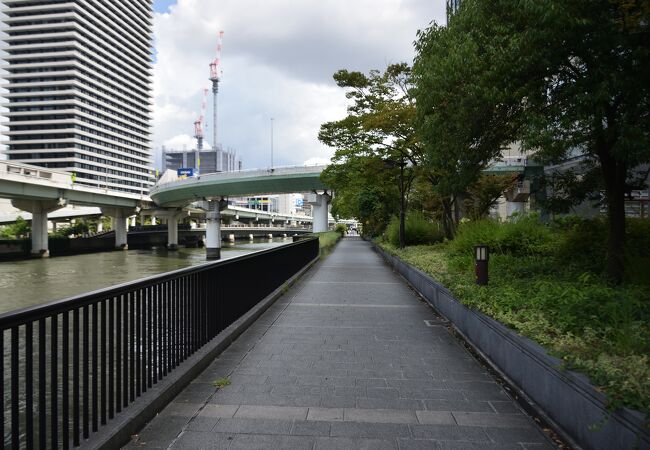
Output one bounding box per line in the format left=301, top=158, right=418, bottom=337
left=2, top=0, right=154, bottom=195
left=447, top=0, right=461, bottom=20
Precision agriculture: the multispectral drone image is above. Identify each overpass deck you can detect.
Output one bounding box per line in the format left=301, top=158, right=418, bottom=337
left=0, top=161, right=148, bottom=208
left=128, top=237, right=550, bottom=449
left=150, top=165, right=328, bottom=208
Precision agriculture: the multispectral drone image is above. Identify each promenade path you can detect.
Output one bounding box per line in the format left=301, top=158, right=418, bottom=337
left=127, top=237, right=554, bottom=449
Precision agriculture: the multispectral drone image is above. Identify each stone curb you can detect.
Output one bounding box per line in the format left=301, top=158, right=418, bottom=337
left=85, top=255, right=320, bottom=450
left=372, top=243, right=649, bottom=450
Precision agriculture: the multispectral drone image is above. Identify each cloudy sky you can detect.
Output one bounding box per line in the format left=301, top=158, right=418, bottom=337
left=152, top=0, right=446, bottom=170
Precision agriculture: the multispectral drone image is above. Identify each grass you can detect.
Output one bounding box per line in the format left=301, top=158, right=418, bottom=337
left=314, top=230, right=343, bottom=257
left=379, top=217, right=650, bottom=417
left=212, top=377, right=231, bottom=388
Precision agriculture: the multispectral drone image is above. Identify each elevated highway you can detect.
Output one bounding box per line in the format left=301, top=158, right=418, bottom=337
left=149, top=165, right=331, bottom=259
left=0, top=161, right=148, bottom=208
left=149, top=165, right=327, bottom=206
left=0, top=161, right=150, bottom=255
left=0, top=162, right=331, bottom=259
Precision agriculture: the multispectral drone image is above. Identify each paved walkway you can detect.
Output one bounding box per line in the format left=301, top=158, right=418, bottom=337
left=127, top=237, right=553, bottom=449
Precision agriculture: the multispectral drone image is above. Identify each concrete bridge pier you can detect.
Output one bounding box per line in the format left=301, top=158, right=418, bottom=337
left=162, top=210, right=184, bottom=250
left=12, top=199, right=65, bottom=257
left=205, top=198, right=228, bottom=260
left=308, top=192, right=331, bottom=233
left=102, top=207, right=136, bottom=249
left=166, top=214, right=179, bottom=250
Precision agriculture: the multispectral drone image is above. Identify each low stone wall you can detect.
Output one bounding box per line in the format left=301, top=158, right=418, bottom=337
left=0, top=237, right=116, bottom=259
left=373, top=244, right=649, bottom=450
left=0, top=239, right=30, bottom=260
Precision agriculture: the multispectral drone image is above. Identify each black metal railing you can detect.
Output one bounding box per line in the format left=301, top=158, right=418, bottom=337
left=0, top=237, right=319, bottom=449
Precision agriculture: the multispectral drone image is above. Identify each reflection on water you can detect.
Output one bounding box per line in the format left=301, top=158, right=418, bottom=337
left=0, top=238, right=290, bottom=314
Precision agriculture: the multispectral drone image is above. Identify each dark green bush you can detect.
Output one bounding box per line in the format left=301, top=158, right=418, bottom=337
left=383, top=231, right=650, bottom=414
left=450, top=214, right=555, bottom=257
left=555, top=217, right=608, bottom=273
left=385, top=212, right=443, bottom=247
left=555, top=217, right=650, bottom=280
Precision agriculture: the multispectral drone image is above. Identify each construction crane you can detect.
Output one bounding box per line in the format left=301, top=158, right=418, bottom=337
left=209, top=31, right=224, bottom=170
left=193, top=87, right=209, bottom=172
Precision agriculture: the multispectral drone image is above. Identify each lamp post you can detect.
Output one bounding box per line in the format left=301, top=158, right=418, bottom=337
left=384, top=156, right=408, bottom=249
left=475, top=245, right=489, bottom=285
left=270, top=117, right=274, bottom=169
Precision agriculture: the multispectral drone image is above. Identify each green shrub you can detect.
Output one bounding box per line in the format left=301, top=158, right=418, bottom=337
left=555, top=217, right=650, bottom=280
left=626, top=218, right=650, bottom=257
left=0, top=216, right=30, bottom=239
left=385, top=212, right=443, bottom=247
left=316, top=231, right=342, bottom=257
left=555, top=217, right=607, bottom=273
left=450, top=214, right=555, bottom=257
left=334, top=223, right=348, bottom=235
left=389, top=216, right=650, bottom=414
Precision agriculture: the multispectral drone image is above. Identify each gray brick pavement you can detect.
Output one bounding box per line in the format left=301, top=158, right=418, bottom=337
left=125, top=237, right=554, bottom=449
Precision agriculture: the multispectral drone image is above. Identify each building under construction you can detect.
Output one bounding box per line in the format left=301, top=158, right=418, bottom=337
left=161, top=145, right=241, bottom=175
left=162, top=31, right=240, bottom=176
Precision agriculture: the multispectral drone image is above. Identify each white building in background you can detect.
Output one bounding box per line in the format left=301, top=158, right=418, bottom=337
left=231, top=194, right=308, bottom=216
left=1, top=0, right=154, bottom=195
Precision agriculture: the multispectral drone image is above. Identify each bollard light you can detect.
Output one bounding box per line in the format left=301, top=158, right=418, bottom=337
left=475, top=245, right=489, bottom=286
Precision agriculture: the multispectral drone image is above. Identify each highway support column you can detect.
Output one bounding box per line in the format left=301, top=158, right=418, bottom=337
left=12, top=199, right=65, bottom=257
left=102, top=207, right=136, bottom=250
left=309, top=192, right=331, bottom=233
left=206, top=198, right=227, bottom=260
left=162, top=209, right=184, bottom=250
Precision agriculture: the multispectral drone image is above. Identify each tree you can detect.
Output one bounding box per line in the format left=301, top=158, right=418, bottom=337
left=319, top=64, right=420, bottom=239
left=414, top=0, right=650, bottom=283
left=321, top=155, right=399, bottom=237
left=464, top=175, right=519, bottom=220
left=0, top=216, right=30, bottom=239
left=412, top=16, right=525, bottom=238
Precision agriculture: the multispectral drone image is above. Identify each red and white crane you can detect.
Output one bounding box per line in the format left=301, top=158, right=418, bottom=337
left=193, top=87, right=209, bottom=173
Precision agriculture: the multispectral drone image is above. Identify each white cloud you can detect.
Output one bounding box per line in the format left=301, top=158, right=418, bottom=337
left=153, top=0, right=445, bottom=170
left=163, top=134, right=211, bottom=151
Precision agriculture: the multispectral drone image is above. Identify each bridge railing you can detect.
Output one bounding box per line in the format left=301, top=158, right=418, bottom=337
left=151, top=164, right=327, bottom=188
left=0, top=237, right=319, bottom=448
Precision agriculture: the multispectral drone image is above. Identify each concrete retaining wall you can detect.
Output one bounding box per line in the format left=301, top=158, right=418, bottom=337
left=0, top=237, right=115, bottom=259
left=374, top=245, right=649, bottom=450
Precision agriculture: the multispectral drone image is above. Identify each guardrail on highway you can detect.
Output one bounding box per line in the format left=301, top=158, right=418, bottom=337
left=0, top=161, right=151, bottom=202
left=152, top=164, right=327, bottom=188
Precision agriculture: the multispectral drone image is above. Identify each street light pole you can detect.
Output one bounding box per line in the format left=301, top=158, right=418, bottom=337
left=383, top=157, right=408, bottom=249
left=270, top=117, right=274, bottom=169
left=399, top=156, right=406, bottom=249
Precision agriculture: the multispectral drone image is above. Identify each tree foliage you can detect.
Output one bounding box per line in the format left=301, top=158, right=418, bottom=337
left=319, top=64, right=419, bottom=236
left=464, top=175, right=518, bottom=220
left=321, top=155, right=398, bottom=237
left=413, top=0, right=650, bottom=283
left=319, top=63, right=419, bottom=166
left=0, top=216, right=30, bottom=240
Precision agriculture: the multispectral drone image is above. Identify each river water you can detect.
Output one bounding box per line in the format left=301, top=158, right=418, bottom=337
left=0, top=238, right=290, bottom=315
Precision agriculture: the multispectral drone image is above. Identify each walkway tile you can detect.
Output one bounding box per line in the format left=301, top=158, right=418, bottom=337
left=129, top=237, right=555, bottom=449
left=314, top=436, right=397, bottom=450
left=307, top=407, right=344, bottom=421
left=344, top=408, right=418, bottom=424
left=234, top=405, right=308, bottom=420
